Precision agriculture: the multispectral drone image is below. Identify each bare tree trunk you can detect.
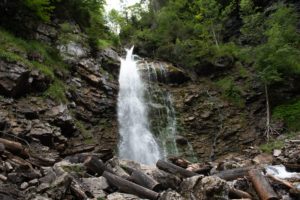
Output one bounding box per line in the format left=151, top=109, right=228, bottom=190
left=265, top=83, right=271, bottom=140
left=211, top=27, right=219, bottom=49
left=264, top=84, right=279, bottom=140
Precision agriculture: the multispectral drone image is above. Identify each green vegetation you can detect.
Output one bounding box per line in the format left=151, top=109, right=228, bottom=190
left=23, top=0, right=57, bottom=22
left=260, top=132, right=299, bottom=153
left=62, top=165, right=85, bottom=174
left=260, top=140, right=284, bottom=153
left=273, top=99, right=300, bottom=131
left=215, top=77, right=245, bottom=107
left=74, top=120, right=95, bottom=144
left=0, top=28, right=69, bottom=102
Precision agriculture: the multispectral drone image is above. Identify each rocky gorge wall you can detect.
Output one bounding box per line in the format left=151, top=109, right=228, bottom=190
left=0, top=22, right=121, bottom=162
left=0, top=16, right=282, bottom=166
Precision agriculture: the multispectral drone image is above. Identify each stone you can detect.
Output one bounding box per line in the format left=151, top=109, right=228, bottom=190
left=181, top=176, right=229, bottom=200
left=20, top=182, right=29, bottom=190
left=81, top=177, right=108, bottom=198
left=159, top=190, right=184, bottom=200
left=29, top=179, right=39, bottom=186
left=107, top=192, right=145, bottom=200
left=273, top=149, right=282, bottom=157
left=175, top=136, right=188, bottom=146
left=37, top=183, right=50, bottom=193
left=0, top=60, right=30, bottom=97
left=32, top=196, right=51, bottom=200
left=252, top=153, right=273, bottom=165
left=57, top=42, right=89, bottom=63
left=180, top=175, right=204, bottom=199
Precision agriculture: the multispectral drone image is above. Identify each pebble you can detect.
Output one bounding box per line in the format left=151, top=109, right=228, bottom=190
left=20, top=182, right=29, bottom=190
left=29, top=179, right=39, bottom=186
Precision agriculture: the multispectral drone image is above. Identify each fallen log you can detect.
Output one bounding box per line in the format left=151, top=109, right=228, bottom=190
left=214, top=166, right=255, bottom=181
left=84, top=156, right=106, bottom=176
left=0, top=138, right=29, bottom=158
left=156, top=159, right=198, bottom=178
left=70, top=180, right=89, bottom=200
left=186, top=163, right=212, bottom=175
left=267, top=174, right=294, bottom=189
left=248, top=169, right=279, bottom=200
left=130, top=169, right=163, bottom=192
left=229, top=188, right=252, bottom=199
left=103, top=171, right=159, bottom=200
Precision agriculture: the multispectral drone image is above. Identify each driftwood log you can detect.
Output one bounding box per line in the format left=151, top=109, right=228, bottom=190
left=214, top=166, right=255, bottom=181
left=130, top=169, right=162, bottom=192
left=229, top=188, right=252, bottom=199
left=248, top=169, right=279, bottom=200
left=84, top=156, right=108, bottom=176
left=0, top=138, right=29, bottom=158
left=156, top=159, right=198, bottom=178
left=267, top=174, right=294, bottom=189
left=103, top=171, right=159, bottom=200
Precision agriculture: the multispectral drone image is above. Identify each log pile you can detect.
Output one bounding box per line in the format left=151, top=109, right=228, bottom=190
left=1, top=135, right=300, bottom=200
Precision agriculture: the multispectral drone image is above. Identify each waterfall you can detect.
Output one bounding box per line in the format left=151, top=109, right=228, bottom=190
left=117, top=47, right=161, bottom=165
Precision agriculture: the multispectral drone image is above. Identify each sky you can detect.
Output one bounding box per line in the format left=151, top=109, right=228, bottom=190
left=105, top=0, right=141, bottom=12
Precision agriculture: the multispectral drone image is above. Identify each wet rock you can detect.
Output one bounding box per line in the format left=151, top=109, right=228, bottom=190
left=252, top=153, right=273, bottom=165
left=141, top=167, right=182, bottom=190
left=107, top=192, right=145, bottom=200
left=29, top=178, right=39, bottom=186
left=138, top=61, right=190, bottom=84
left=180, top=175, right=204, bottom=199
left=98, top=48, right=120, bottom=77
left=35, top=24, right=58, bottom=43
left=28, top=69, right=52, bottom=93
left=0, top=60, right=30, bottom=97
left=20, top=182, right=29, bottom=190
left=28, top=120, right=67, bottom=146
left=57, top=42, right=89, bottom=63
left=81, top=177, right=108, bottom=198
left=159, top=190, right=184, bottom=200
left=181, top=175, right=229, bottom=200
left=175, top=136, right=188, bottom=146
left=45, top=104, right=76, bottom=136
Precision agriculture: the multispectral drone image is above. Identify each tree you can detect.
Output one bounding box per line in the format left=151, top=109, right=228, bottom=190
left=254, top=3, right=300, bottom=140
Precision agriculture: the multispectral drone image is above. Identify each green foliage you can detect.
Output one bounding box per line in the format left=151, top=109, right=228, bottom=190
left=260, top=139, right=284, bottom=153
left=23, top=0, right=57, bottom=22
left=74, top=120, right=94, bottom=144
left=216, top=77, right=245, bottom=107
left=253, top=4, right=300, bottom=85
left=273, top=99, right=300, bottom=131
left=0, top=29, right=69, bottom=103
left=44, top=80, right=67, bottom=103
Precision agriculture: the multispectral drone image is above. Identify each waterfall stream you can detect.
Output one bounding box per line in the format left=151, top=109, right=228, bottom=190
left=117, top=47, right=161, bottom=165
left=118, top=47, right=195, bottom=164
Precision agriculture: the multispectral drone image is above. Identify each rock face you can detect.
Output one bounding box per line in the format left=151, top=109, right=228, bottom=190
left=168, top=79, right=265, bottom=161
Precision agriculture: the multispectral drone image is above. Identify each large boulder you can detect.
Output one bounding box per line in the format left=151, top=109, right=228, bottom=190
left=107, top=192, right=146, bottom=200
left=180, top=176, right=229, bottom=200
left=0, top=60, right=30, bottom=97
left=138, top=61, right=190, bottom=84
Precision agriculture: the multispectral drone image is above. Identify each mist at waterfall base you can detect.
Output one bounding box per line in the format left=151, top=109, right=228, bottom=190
left=117, top=47, right=161, bottom=165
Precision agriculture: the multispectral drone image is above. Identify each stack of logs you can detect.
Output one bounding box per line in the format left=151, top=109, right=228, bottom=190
left=1, top=137, right=300, bottom=200
left=84, top=156, right=300, bottom=200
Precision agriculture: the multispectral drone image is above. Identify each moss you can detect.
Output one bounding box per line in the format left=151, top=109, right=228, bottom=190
left=74, top=120, right=95, bottom=144
left=215, top=77, right=245, bottom=107
left=260, top=132, right=298, bottom=153
left=260, top=140, right=284, bottom=153
left=44, top=80, right=67, bottom=103
left=62, top=165, right=85, bottom=174
left=273, top=99, right=300, bottom=131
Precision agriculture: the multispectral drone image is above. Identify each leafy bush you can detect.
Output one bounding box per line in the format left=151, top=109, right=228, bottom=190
left=273, top=99, right=300, bottom=131
left=216, top=77, right=245, bottom=107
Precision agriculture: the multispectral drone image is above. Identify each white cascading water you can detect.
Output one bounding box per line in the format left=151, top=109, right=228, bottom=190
left=117, top=47, right=161, bottom=165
